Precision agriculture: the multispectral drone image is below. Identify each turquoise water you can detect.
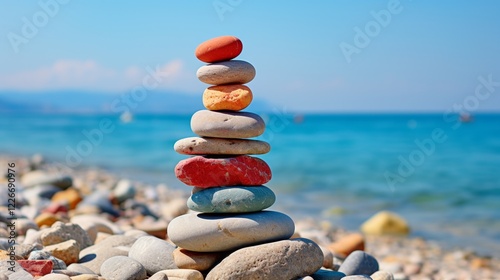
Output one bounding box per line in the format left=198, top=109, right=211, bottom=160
left=1, top=113, right=500, bottom=256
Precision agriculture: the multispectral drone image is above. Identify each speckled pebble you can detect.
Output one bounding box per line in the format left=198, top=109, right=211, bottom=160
left=174, top=137, right=270, bottom=155
left=191, top=110, right=265, bottom=139
left=197, top=60, right=255, bottom=85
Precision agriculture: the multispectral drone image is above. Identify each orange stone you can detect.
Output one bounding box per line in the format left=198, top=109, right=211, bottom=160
left=51, top=188, right=82, bottom=210
left=328, top=233, right=365, bottom=258
left=203, top=84, right=253, bottom=111
left=35, top=212, right=59, bottom=227
left=195, top=35, right=243, bottom=63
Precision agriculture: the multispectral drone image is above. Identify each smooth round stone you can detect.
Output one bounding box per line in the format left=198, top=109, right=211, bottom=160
left=79, top=235, right=137, bottom=274
left=206, top=238, right=323, bottom=280
left=191, top=110, right=265, bottom=138
left=312, top=269, right=346, bottom=280
left=112, top=179, right=136, bottom=204
left=21, top=171, right=73, bottom=189
left=128, top=236, right=176, bottom=275
left=100, top=256, right=146, bottom=280
left=361, top=211, right=410, bottom=235
left=203, top=84, right=252, bottom=111
left=197, top=60, right=256, bottom=85
left=167, top=211, right=295, bottom=252
left=173, top=248, right=221, bottom=271
left=151, top=269, right=203, bottom=280
left=195, top=35, right=243, bottom=63
left=188, top=186, right=276, bottom=213
left=338, top=250, right=379, bottom=276
left=175, top=137, right=270, bottom=155
left=175, top=156, right=271, bottom=188
left=371, top=271, right=394, bottom=280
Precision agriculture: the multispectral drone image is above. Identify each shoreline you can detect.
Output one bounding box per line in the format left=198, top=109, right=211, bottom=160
left=1, top=154, right=499, bottom=279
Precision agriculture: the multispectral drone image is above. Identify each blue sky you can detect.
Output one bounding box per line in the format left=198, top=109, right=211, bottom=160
left=1, top=0, right=500, bottom=112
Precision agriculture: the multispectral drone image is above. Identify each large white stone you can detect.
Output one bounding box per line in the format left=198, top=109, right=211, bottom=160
left=167, top=211, right=294, bottom=252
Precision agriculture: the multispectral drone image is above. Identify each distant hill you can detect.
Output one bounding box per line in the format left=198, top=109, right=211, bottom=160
left=0, top=91, right=274, bottom=114
left=0, top=97, right=39, bottom=112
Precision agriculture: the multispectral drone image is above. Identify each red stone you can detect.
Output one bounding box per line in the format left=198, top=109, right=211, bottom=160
left=43, top=202, right=69, bottom=214
left=175, top=155, right=271, bottom=188
left=17, top=260, right=53, bottom=276
left=195, top=35, right=243, bottom=63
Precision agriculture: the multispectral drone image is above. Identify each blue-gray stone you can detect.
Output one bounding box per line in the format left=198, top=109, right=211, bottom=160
left=79, top=190, right=119, bottom=217
left=112, top=179, right=136, bottom=204
left=338, top=250, right=379, bottom=276
left=312, top=269, right=346, bottom=280
left=188, top=186, right=275, bottom=213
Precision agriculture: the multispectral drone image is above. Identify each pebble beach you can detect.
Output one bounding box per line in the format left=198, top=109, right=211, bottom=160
left=0, top=154, right=499, bottom=280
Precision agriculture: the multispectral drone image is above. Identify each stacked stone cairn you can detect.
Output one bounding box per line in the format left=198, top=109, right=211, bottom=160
left=168, top=36, right=325, bottom=279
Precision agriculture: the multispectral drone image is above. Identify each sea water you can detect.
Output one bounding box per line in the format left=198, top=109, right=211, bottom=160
left=1, top=113, right=499, bottom=256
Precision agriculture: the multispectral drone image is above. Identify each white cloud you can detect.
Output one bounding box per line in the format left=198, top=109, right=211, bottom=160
left=0, top=59, right=196, bottom=92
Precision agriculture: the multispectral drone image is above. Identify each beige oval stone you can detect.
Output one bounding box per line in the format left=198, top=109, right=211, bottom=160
left=152, top=269, right=203, bottom=280
left=174, top=137, right=270, bottom=155
left=206, top=238, right=323, bottom=280
left=361, top=211, right=410, bottom=235
left=173, top=248, right=221, bottom=271
left=191, top=110, right=265, bottom=138
left=197, top=60, right=256, bottom=85
left=371, top=270, right=394, bottom=280
left=203, top=84, right=253, bottom=111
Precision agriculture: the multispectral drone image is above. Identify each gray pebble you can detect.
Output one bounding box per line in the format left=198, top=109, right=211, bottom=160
left=79, top=235, right=137, bottom=274
left=112, top=179, right=136, bottom=204
left=128, top=236, right=176, bottom=275
left=100, top=256, right=147, bottom=280
left=28, top=250, right=67, bottom=270
left=339, top=250, right=379, bottom=276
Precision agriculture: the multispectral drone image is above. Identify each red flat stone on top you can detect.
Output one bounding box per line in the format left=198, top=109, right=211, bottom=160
left=175, top=155, right=271, bottom=188
left=17, top=260, right=53, bottom=276
left=195, top=35, right=243, bottom=63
